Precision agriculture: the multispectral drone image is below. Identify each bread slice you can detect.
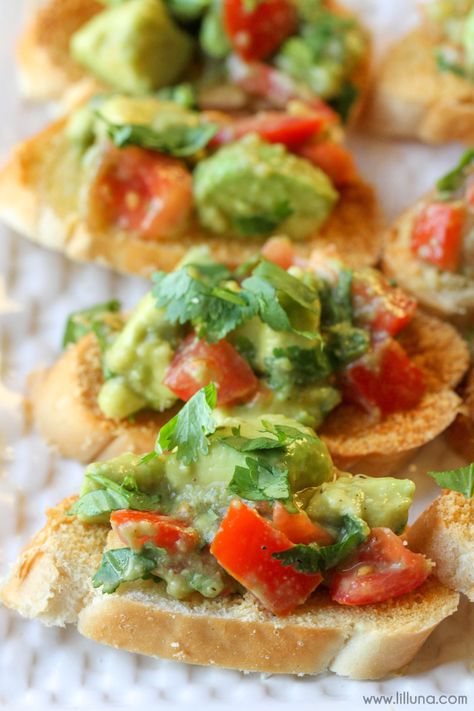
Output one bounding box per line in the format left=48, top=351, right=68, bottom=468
left=319, top=311, right=469, bottom=475
left=447, top=368, right=474, bottom=462
left=407, top=491, right=474, bottom=602
left=0, top=113, right=381, bottom=276
left=29, top=311, right=469, bottom=473
left=17, top=0, right=371, bottom=115
left=0, top=498, right=460, bottom=678
left=383, top=194, right=474, bottom=321
left=364, top=27, right=474, bottom=144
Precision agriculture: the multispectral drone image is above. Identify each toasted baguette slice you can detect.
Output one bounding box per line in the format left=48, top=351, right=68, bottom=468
left=17, top=0, right=370, bottom=115
left=0, top=113, right=380, bottom=276
left=0, top=498, right=460, bottom=679
left=319, top=311, right=469, bottom=475
left=29, top=311, right=469, bottom=472
left=364, top=29, right=474, bottom=144
left=407, top=491, right=474, bottom=602
left=382, top=194, right=474, bottom=321
left=447, top=368, right=474, bottom=461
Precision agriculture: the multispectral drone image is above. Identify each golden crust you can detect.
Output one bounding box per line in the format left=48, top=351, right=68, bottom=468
left=319, top=312, right=469, bottom=475
left=407, top=491, right=474, bottom=602
left=1, top=498, right=460, bottom=678
left=0, top=114, right=381, bottom=275
left=364, top=28, right=474, bottom=144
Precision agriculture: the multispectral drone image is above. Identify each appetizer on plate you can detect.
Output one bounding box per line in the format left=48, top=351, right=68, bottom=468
left=0, top=94, right=379, bottom=276
left=1, top=395, right=459, bottom=678
left=365, top=0, right=474, bottom=144
left=29, top=246, right=469, bottom=474
left=407, top=464, right=474, bottom=602
left=383, top=151, right=474, bottom=320
left=18, top=0, right=370, bottom=122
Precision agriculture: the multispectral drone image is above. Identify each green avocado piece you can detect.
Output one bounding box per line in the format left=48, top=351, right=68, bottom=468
left=81, top=452, right=167, bottom=495
left=99, top=292, right=179, bottom=418
left=200, top=0, right=231, bottom=59
left=463, top=6, right=474, bottom=76
left=193, top=134, right=338, bottom=240
left=303, top=475, right=416, bottom=534
left=70, top=0, right=194, bottom=95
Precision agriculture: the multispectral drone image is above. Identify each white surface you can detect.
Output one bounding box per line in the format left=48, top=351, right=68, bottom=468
left=0, top=1, right=473, bottom=709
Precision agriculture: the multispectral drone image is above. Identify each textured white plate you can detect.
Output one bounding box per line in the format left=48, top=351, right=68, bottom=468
left=0, top=1, right=473, bottom=709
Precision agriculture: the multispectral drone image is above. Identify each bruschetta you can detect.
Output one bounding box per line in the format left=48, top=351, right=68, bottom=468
left=28, top=245, right=469, bottom=475
left=1, top=405, right=460, bottom=678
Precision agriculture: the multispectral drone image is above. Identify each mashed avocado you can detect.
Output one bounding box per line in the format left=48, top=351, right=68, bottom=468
left=71, top=0, right=193, bottom=95
left=303, top=475, right=415, bottom=534
left=193, top=134, right=338, bottom=240
left=98, top=292, right=179, bottom=418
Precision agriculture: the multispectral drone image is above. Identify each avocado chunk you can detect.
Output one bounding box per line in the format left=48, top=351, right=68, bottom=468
left=71, top=0, right=194, bottom=95
left=303, top=475, right=415, bottom=534
left=193, top=134, right=338, bottom=240
left=99, top=292, right=178, bottom=418
left=81, top=452, right=167, bottom=495
left=463, top=6, right=474, bottom=76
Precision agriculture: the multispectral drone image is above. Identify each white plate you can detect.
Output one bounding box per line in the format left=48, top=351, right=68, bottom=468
left=0, top=1, right=473, bottom=709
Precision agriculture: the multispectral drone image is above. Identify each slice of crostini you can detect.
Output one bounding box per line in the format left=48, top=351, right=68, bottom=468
left=364, top=1, right=474, bottom=145
left=383, top=151, right=474, bottom=322
left=407, top=465, right=474, bottom=601
left=28, top=248, right=469, bottom=474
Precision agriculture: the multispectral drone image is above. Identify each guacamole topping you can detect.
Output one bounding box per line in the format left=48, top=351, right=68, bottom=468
left=69, top=385, right=429, bottom=613
left=428, top=0, right=474, bottom=79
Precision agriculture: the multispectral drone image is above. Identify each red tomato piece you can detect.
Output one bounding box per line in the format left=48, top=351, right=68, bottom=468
left=164, top=334, right=259, bottom=406
left=352, top=269, right=418, bottom=339
left=88, top=145, right=193, bottom=240
left=330, top=528, right=432, bottom=605
left=296, top=141, right=356, bottom=187
left=211, top=500, right=322, bottom=615
left=261, top=236, right=295, bottom=269
left=223, top=0, right=297, bottom=61
left=411, top=202, right=465, bottom=272
left=343, top=339, right=426, bottom=416
left=111, top=509, right=200, bottom=554
left=211, top=112, right=325, bottom=149
left=272, top=502, right=334, bottom=546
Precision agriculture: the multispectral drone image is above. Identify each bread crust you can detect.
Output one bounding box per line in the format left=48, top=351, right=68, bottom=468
left=29, top=311, right=469, bottom=472
left=0, top=114, right=381, bottom=275
left=407, top=491, right=474, bottom=602
left=364, top=28, right=474, bottom=144
left=383, top=194, right=474, bottom=322
left=447, top=368, right=474, bottom=462
left=1, top=498, right=460, bottom=679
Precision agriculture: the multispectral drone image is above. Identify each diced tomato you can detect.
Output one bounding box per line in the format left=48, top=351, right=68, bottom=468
left=343, top=339, right=426, bottom=415
left=272, top=502, right=334, bottom=546
left=110, top=510, right=200, bottom=554
left=261, top=236, right=295, bottom=269
left=465, top=175, right=474, bottom=205
left=88, top=146, right=193, bottom=240
left=411, top=202, right=465, bottom=272
left=164, top=334, right=259, bottom=406
left=352, top=269, right=418, bottom=339
left=223, top=0, right=297, bottom=62
left=296, top=141, right=356, bottom=187
left=330, top=528, right=432, bottom=605
left=211, top=500, right=322, bottom=615
left=211, top=112, right=325, bottom=149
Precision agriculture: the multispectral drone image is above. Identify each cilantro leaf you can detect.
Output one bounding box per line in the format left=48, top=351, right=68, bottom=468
left=435, top=49, right=467, bottom=79
left=436, top=149, right=474, bottom=200
left=92, top=543, right=166, bottom=594
left=220, top=420, right=318, bottom=454
left=152, top=262, right=257, bottom=343
left=62, top=300, right=121, bottom=349
left=103, top=119, right=218, bottom=158
left=228, top=457, right=291, bottom=501
left=233, top=202, right=293, bottom=236
left=324, top=322, right=369, bottom=369
left=242, top=260, right=320, bottom=338
left=69, top=472, right=161, bottom=522
left=273, top=515, right=369, bottom=573
left=260, top=420, right=319, bottom=445
left=156, top=383, right=217, bottom=464
left=267, top=343, right=331, bottom=389
left=329, top=81, right=359, bottom=123
left=318, top=267, right=353, bottom=326
left=428, top=463, right=474, bottom=498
